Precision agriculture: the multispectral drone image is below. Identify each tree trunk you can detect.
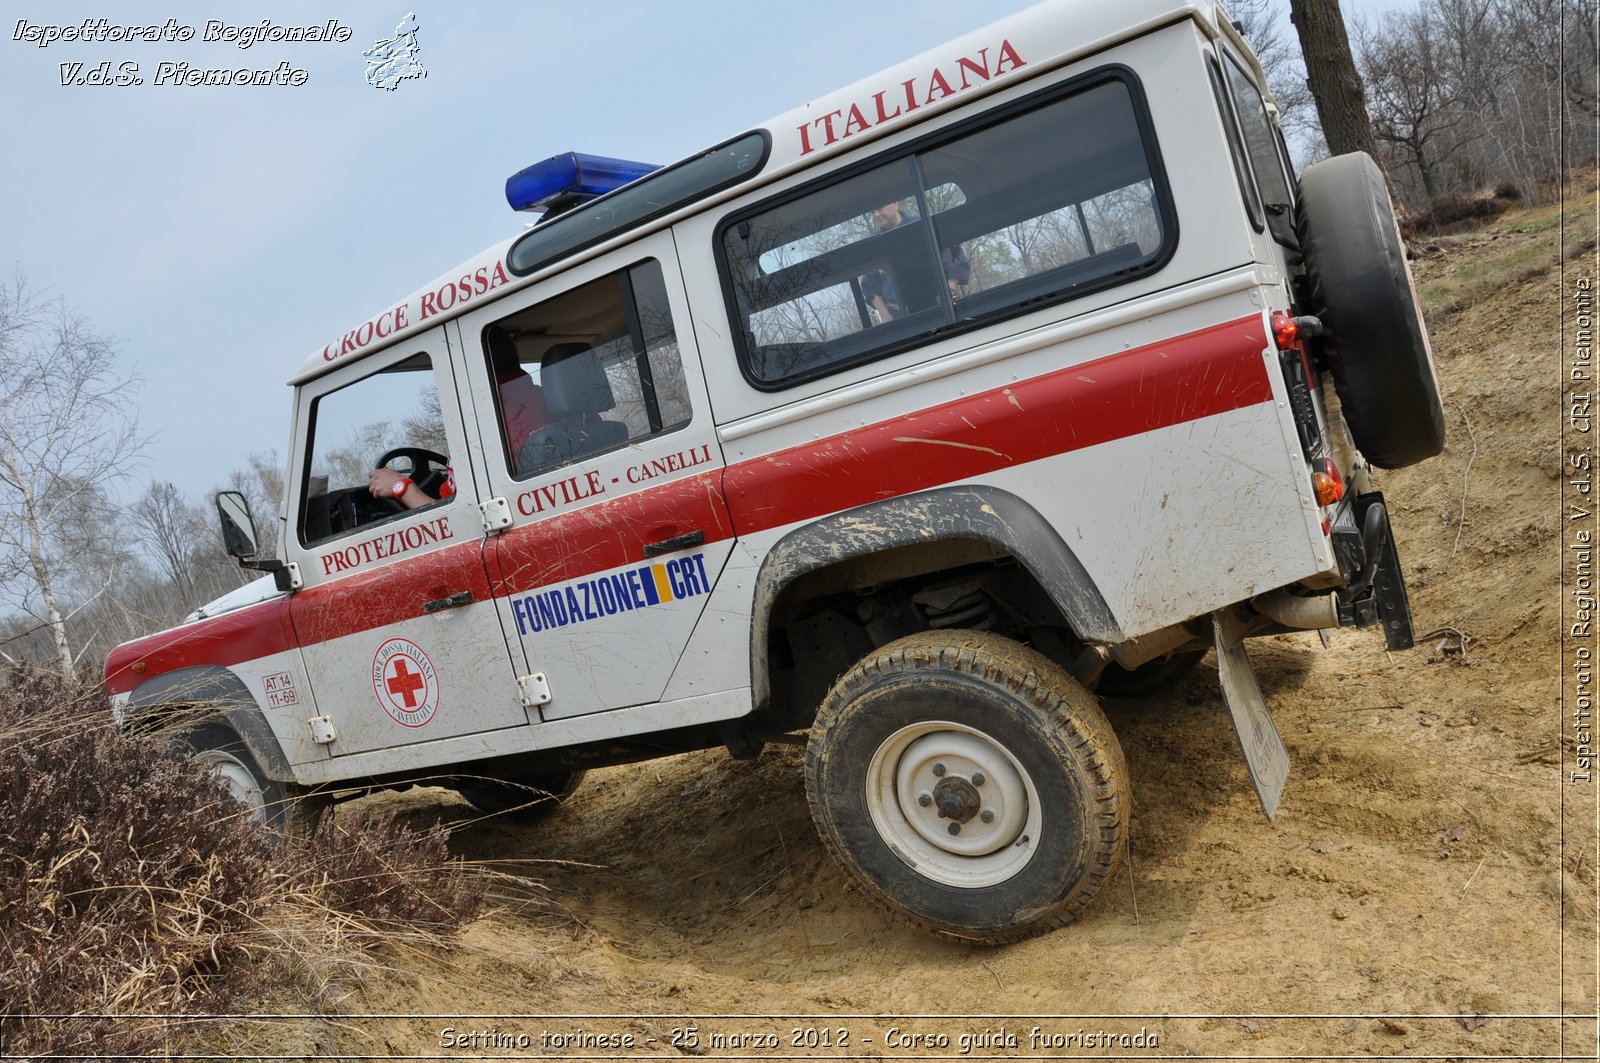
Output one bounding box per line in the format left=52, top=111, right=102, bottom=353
left=23, top=518, right=74, bottom=676
left=37, top=566, right=75, bottom=677
left=1291, top=0, right=1381, bottom=158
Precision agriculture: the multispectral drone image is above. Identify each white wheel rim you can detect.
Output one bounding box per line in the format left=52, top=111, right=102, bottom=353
left=193, top=749, right=268, bottom=822
left=865, top=720, right=1041, bottom=887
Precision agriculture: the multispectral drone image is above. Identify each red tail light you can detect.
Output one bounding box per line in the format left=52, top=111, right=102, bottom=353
left=1272, top=311, right=1301, bottom=350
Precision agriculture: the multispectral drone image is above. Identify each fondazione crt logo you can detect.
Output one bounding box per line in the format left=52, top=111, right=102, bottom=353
left=12, top=14, right=427, bottom=90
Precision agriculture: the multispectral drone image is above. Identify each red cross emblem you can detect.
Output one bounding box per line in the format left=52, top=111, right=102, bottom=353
left=371, top=638, right=439, bottom=727
left=385, top=658, right=426, bottom=708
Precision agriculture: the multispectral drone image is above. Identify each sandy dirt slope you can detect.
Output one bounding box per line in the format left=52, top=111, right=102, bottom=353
left=241, top=191, right=1596, bottom=1061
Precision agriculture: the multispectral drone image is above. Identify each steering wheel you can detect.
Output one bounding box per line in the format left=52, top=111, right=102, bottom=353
left=374, top=446, right=450, bottom=511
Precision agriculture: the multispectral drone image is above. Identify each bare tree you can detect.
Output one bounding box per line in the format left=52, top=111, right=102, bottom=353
left=50, top=480, right=148, bottom=666
left=1496, top=0, right=1599, bottom=195
left=1359, top=7, right=1477, bottom=197
left=0, top=274, right=149, bottom=674
left=130, top=481, right=203, bottom=600
left=1502, top=0, right=1599, bottom=116
left=1348, top=0, right=1595, bottom=206
left=1290, top=0, right=1381, bottom=158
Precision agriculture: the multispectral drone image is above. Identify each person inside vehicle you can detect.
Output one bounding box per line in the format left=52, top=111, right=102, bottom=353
left=861, top=199, right=972, bottom=322
left=516, top=343, right=628, bottom=474
left=486, top=326, right=553, bottom=471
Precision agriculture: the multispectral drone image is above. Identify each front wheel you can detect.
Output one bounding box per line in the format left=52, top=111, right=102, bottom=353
left=805, top=631, right=1128, bottom=944
left=181, top=721, right=325, bottom=836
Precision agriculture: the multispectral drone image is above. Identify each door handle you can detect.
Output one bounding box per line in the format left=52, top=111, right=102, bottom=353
left=643, top=529, right=705, bottom=558
left=423, top=590, right=473, bottom=614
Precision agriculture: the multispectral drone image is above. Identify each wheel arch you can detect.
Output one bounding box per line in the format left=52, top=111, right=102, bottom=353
left=749, top=485, right=1124, bottom=709
left=123, top=665, right=295, bottom=782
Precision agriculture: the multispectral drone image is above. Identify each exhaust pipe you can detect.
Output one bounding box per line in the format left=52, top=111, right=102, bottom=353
left=1252, top=587, right=1339, bottom=630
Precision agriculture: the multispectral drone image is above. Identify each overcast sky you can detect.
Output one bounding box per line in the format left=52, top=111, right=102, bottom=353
left=1, top=0, right=1393, bottom=508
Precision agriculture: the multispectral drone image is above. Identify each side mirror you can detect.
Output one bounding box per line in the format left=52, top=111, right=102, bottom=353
left=216, top=491, right=259, bottom=560
left=215, top=490, right=298, bottom=592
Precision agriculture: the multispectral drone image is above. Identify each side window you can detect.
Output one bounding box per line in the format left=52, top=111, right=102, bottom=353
left=299, top=352, right=450, bottom=545
left=720, top=73, right=1173, bottom=389
left=1208, top=55, right=1265, bottom=233
left=1221, top=52, right=1298, bottom=247
left=483, top=259, right=692, bottom=479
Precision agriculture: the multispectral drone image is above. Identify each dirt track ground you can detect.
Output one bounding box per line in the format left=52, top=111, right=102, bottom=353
left=237, top=189, right=1598, bottom=1061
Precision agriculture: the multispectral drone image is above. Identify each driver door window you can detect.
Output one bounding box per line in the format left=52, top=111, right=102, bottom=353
left=299, top=352, right=451, bottom=545
left=285, top=342, right=528, bottom=758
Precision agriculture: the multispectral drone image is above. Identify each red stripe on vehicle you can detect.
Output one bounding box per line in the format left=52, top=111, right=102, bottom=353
left=492, top=471, right=736, bottom=595
left=725, top=314, right=1271, bottom=534
left=290, top=538, right=494, bottom=646
left=492, top=314, right=1269, bottom=590
left=104, top=597, right=297, bottom=696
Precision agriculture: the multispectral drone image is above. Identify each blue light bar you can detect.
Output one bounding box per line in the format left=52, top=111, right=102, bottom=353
left=505, top=152, right=660, bottom=215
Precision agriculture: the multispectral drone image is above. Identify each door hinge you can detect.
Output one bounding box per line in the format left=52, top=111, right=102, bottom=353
left=308, top=715, right=338, bottom=744
left=480, top=496, right=513, bottom=533
left=518, top=672, right=552, bottom=708
left=283, top=561, right=303, bottom=591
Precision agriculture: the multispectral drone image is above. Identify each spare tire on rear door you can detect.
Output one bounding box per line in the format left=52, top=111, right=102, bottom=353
left=1296, top=151, right=1445, bottom=469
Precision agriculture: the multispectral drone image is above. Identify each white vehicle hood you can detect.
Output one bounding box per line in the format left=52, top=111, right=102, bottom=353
left=184, top=574, right=283, bottom=623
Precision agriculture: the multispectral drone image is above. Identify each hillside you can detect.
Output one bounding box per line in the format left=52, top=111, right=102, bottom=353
left=233, top=188, right=1594, bottom=1061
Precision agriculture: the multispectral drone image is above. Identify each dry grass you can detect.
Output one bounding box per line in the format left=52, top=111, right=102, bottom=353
left=0, top=665, right=485, bottom=1058
left=1413, top=188, right=1595, bottom=325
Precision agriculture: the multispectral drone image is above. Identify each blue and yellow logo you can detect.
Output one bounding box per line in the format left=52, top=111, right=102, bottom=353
left=511, top=553, right=711, bottom=635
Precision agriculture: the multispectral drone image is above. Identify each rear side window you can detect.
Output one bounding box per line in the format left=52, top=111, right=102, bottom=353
left=1221, top=52, right=1297, bottom=247
left=1209, top=55, right=1264, bottom=233
left=718, top=71, right=1174, bottom=390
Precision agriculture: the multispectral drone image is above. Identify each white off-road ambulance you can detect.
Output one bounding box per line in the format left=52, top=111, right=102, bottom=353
left=106, top=0, right=1443, bottom=942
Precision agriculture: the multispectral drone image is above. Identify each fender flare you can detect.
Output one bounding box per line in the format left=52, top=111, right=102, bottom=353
left=124, top=665, right=295, bottom=782
left=748, top=485, right=1123, bottom=709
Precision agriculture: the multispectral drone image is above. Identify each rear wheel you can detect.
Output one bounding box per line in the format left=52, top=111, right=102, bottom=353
left=805, top=631, right=1128, bottom=944
left=453, top=770, right=587, bottom=820
left=1297, top=151, right=1445, bottom=469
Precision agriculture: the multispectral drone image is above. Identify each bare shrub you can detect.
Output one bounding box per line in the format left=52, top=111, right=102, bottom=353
left=283, top=817, right=484, bottom=935
left=1408, top=186, right=1521, bottom=233
left=0, top=666, right=484, bottom=1058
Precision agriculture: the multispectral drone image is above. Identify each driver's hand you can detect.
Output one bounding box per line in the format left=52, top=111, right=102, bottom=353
left=368, top=468, right=408, bottom=498
left=369, top=467, right=432, bottom=511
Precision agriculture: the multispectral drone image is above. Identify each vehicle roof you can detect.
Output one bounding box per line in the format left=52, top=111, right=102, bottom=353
left=293, top=0, right=1227, bottom=384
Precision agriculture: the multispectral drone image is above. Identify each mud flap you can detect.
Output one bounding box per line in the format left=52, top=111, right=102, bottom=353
left=1354, top=492, right=1417, bottom=651
left=1213, top=609, right=1290, bottom=820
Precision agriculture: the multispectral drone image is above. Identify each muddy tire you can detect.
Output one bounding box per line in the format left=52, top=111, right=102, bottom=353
left=182, top=721, right=326, bottom=836
left=805, top=630, right=1128, bottom=944
left=1095, top=649, right=1206, bottom=697
left=454, top=770, right=587, bottom=820
left=1297, top=151, right=1445, bottom=469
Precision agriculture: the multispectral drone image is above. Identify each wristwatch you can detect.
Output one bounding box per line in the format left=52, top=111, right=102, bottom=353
left=389, top=476, right=413, bottom=498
